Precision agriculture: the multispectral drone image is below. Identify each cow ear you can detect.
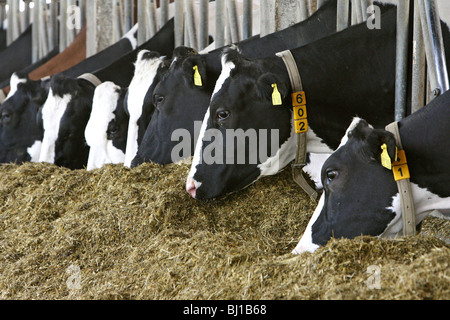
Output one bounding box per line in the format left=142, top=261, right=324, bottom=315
left=256, top=73, right=289, bottom=104
left=354, top=122, right=397, bottom=168
left=182, top=55, right=207, bottom=88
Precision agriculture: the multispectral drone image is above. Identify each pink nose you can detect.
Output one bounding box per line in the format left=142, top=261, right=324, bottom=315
left=186, top=179, right=197, bottom=198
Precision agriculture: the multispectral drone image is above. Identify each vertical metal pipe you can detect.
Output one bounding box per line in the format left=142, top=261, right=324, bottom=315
left=421, top=0, right=449, bottom=95
left=174, top=0, right=183, bottom=47
left=160, top=0, right=169, bottom=27
left=137, top=0, right=146, bottom=45
left=395, top=0, right=410, bottom=121
left=23, top=0, right=31, bottom=27
left=59, top=0, right=68, bottom=51
left=32, top=0, right=40, bottom=62
left=49, top=0, right=58, bottom=51
left=337, top=0, right=349, bottom=31
left=185, top=0, right=197, bottom=49
left=66, top=0, right=75, bottom=46
left=199, top=0, right=208, bottom=49
left=124, top=0, right=133, bottom=32
left=360, top=0, right=371, bottom=21
left=317, top=0, right=325, bottom=9
left=297, top=0, right=308, bottom=22
left=39, top=0, right=49, bottom=59
left=215, top=0, right=225, bottom=48
left=227, top=0, right=239, bottom=43
left=242, top=0, right=252, bottom=39
left=352, top=0, right=362, bottom=24
left=79, top=0, right=86, bottom=26
left=147, top=0, right=157, bottom=36
left=412, top=0, right=426, bottom=113
left=112, top=0, right=121, bottom=42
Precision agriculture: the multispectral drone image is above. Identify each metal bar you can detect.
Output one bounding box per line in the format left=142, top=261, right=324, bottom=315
left=298, top=0, right=309, bottom=22
left=412, top=0, right=426, bottom=113
left=32, top=0, right=39, bottom=62
left=337, top=0, right=349, bottom=31
left=360, top=0, right=371, bottom=21
left=352, top=0, right=362, bottom=24
left=199, top=0, right=208, bottom=49
left=215, top=0, right=225, bottom=48
left=49, top=0, right=58, bottom=51
left=39, top=0, right=49, bottom=59
left=395, top=0, right=410, bottom=121
left=66, top=0, right=75, bottom=47
left=137, top=0, right=146, bottom=45
left=79, top=0, right=86, bottom=26
left=124, top=0, right=133, bottom=32
left=147, top=0, right=157, bottom=36
left=227, top=0, right=239, bottom=43
left=185, top=0, right=197, bottom=49
left=317, top=0, right=325, bottom=9
left=160, top=0, right=169, bottom=27
left=59, top=0, right=68, bottom=51
left=420, top=0, right=449, bottom=96
left=242, top=0, right=252, bottom=39
left=112, top=0, right=121, bottom=42
left=174, top=0, right=183, bottom=47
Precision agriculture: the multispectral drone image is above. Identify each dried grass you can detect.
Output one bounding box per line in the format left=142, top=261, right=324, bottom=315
left=0, top=161, right=448, bottom=300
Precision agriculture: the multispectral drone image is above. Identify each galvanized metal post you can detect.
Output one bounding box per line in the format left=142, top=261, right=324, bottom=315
left=137, top=0, right=145, bottom=45
left=337, top=0, right=349, bottom=31
left=59, top=0, right=68, bottom=52
left=32, top=0, right=40, bottom=62
left=112, top=0, right=122, bottom=43
left=419, top=0, right=449, bottom=97
left=395, top=0, right=410, bottom=121
left=412, top=0, right=426, bottom=113
left=49, top=0, right=58, bottom=51
left=23, top=0, right=31, bottom=27
left=174, top=0, right=184, bottom=47
left=185, top=0, right=197, bottom=49
left=352, top=0, right=362, bottom=24
left=147, top=0, right=157, bottom=36
left=39, top=0, right=49, bottom=59
left=160, top=0, right=169, bottom=26
left=297, top=0, right=309, bottom=22
left=124, top=0, right=134, bottom=32
left=227, top=0, right=239, bottom=43
left=199, top=0, right=208, bottom=49
left=215, top=0, right=225, bottom=47
left=242, top=0, right=252, bottom=39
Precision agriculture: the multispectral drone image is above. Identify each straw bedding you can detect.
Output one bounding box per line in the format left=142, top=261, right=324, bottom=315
left=0, top=161, right=448, bottom=300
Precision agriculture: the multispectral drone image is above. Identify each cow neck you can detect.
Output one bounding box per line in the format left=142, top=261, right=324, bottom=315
left=77, top=73, right=102, bottom=88
left=385, top=121, right=416, bottom=236
left=276, top=49, right=318, bottom=200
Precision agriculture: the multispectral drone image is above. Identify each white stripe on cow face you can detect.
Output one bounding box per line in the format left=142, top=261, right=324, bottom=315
left=122, top=23, right=139, bottom=49
left=124, top=50, right=165, bottom=167
left=186, top=57, right=236, bottom=191
left=39, top=89, right=72, bottom=164
left=5, top=73, right=27, bottom=101
left=85, top=82, right=124, bottom=171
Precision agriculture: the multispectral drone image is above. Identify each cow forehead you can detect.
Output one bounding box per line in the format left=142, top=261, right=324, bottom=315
left=5, top=73, right=27, bottom=101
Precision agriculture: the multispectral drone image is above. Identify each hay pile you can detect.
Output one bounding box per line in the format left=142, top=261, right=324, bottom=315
left=0, top=161, right=448, bottom=300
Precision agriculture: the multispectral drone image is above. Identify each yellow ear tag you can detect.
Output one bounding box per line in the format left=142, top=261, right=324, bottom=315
left=380, top=143, right=392, bottom=170
left=271, top=83, right=282, bottom=106
left=193, top=65, right=203, bottom=87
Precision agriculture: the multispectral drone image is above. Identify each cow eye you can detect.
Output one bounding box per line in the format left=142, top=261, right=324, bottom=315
left=216, top=110, right=230, bottom=122
left=1, top=112, right=11, bottom=122
left=153, top=94, right=164, bottom=106
left=326, top=169, right=339, bottom=182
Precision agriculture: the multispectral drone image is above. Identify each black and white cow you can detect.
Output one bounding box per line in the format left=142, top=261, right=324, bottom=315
left=131, top=0, right=340, bottom=167
left=85, top=81, right=128, bottom=170
left=39, top=19, right=175, bottom=169
left=0, top=73, right=49, bottom=164
left=186, top=5, right=450, bottom=200
left=293, top=89, right=450, bottom=254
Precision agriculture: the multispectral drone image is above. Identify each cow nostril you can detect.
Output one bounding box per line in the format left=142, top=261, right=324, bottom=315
left=186, top=179, right=197, bottom=199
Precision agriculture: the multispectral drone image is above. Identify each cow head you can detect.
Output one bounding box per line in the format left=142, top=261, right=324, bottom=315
left=0, top=73, right=48, bottom=163
left=39, top=74, right=95, bottom=169
left=123, top=49, right=171, bottom=167
left=130, top=46, right=213, bottom=166
left=293, top=119, right=402, bottom=253
left=186, top=48, right=295, bottom=199
left=85, top=81, right=128, bottom=170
